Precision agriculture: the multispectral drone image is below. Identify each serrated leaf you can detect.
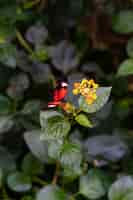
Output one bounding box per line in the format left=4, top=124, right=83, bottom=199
left=112, top=10, right=133, bottom=34
left=21, top=153, right=44, bottom=177
left=79, top=169, right=107, bottom=199
left=7, top=172, right=32, bottom=192
left=117, top=59, right=133, bottom=77
left=40, top=111, right=71, bottom=141
left=108, top=176, right=133, bottom=200
left=36, top=185, right=67, bottom=200
left=75, top=114, right=93, bottom=127
left=79, top=87, right=112, bottom=113
left=24, top=130, right=49, bottom=163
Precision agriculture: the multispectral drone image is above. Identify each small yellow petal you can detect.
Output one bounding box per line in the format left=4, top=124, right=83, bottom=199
left=72, top=89, right=79, bottom=95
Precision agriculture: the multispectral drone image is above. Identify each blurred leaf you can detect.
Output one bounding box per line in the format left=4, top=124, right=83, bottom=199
left=49, top=40, right=79, bottom=74
left=0, top=116, right=14, bottom=134
left=108, top=176, right=133, bottom=200
left=36, top=185, right=67, bottom=200
left=30, top=48, right=49, bottom=62
left=40, top=111, right=71, bottom=141
left=21, top=153, right=44, bottom=177
left=112, top=10, right=133, bottom=34
left=68, top=0, right=84, bottom=17
left=21, top=195, right=34, bottom=200
left=7, top=171, right=32, bottom=192
left=79, top=87, right=112, bottom=113
left=7, top=73, right=30, bottom=99
left=30, top=63, right=52, bottom=84
left=21, top=100, right=43, bottom=116
left=24, top=130, right=49, bottom=163
left=0, top=168, right=3, bottom=188
left=79, top=169, right=108, bottom=199
left=0, top=146, right=16, bottom=173
left=84, top=135, right=128, bottom=162
left=75, top=113, right=93, bottom=127
left=0, top=44, right=16, bottom=68
left=25, top=22, right=48, bottom=45
left=0, top=24, right=14, bottom=44
left=117, top=59, right=133, bottom=77
left=0, top=95, right=12, bottom=115
left=81, top=63, right=104, bottom=77
left=126, top=38, right=133, bottom=58
left=95, top=101, right=113, bottom=120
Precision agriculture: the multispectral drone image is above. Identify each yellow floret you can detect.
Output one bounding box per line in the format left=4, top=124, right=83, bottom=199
left=72, top=79, right=99, bottom=105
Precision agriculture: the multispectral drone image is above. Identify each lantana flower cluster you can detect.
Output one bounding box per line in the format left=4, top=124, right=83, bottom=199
left=72, top=79, right=99, bottom=105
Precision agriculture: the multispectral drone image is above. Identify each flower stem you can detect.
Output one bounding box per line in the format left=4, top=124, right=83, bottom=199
left=33, top=176, right=48, bottom=186
left=16, top=30, right=33, bottom=54
left=52, top=161, right=60, bottom=185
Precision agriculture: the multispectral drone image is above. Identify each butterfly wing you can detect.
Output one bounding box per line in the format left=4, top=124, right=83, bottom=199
left=53, top=88, right=68, bottom=101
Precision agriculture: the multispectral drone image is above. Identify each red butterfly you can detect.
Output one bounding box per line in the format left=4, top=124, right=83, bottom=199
left=48, top=81, right=68, bottom=108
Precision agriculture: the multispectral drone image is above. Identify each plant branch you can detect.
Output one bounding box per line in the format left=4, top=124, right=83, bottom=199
left=16, top=30, right=33, bottom=54
left=33, top=176, right=48, bottom=186
left=52, top=161, right=60, bottom=185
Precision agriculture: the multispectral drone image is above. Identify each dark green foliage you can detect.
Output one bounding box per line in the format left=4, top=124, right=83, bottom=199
left=0, top=0, right=133, bottom=199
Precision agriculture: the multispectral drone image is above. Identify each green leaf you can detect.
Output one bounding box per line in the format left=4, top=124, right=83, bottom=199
left=0, top=146, right=16, bottom=174
left=0, top=44, right=16, bottom=68
left=40, top=111, right=71, bottom=141
left=117, top=59, right=133, bottom=77
left=7, top=172, right=32, bottom=192
left=60, top=142, right=82, bottom=169
left=24, top=130, right=49, bottom=163
left=21, top=100, right=42, bottom=115
left=21, top=153, right=44, bottom=177
left=0, top=22, right=15, bottom=43
left=75, top=113, right=93, bottom=127
left=36, top=185, right=67, bottom=200
left=30, top=48, right=49, bottom=62
left=0, top=95, right=12, bottom=115
left=126, top=38, right=133, bottom=58
left=79, top=87, right=112, bottom=113
left=0, top=168, right=3, bottom=188
left=112, top=10, right=133, bottom=34
left=0, top=116, right=14, bottom=134
left=48, top=140, right=63, bottom=160
left=62, top=165, right=82, bottom=181
left=79, top=169, right=107, bottom=199
left=108, top=176, right=133, bottom=200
